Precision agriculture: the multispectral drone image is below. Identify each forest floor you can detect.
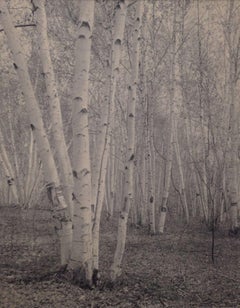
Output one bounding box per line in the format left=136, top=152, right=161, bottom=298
left=0, top=205, right=239, bottom=308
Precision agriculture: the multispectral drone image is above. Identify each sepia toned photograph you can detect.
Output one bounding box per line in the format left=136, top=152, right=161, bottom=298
left=0, top=0, right=239, bottom=307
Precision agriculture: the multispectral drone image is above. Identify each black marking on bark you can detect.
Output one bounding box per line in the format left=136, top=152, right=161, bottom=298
left=81, top=21, right=90, bottom=30
left=73, top=170, right=78, bottom=178
left=122, top=197, right=128, bottom=212
left=46, top=182, right=56, bottom=205
left=72, top=193, right=76, bottom=200
left=7, top=178, right=14, bottom=186
left=31, top=0, right=39, bottom=14
left=13, top=63, right=18, bottom=69
left=129, top=113, right=134, bottom=118
left=81, top=168, right=90, bottom=176
left=128, top=85, right=131, bottom=90
left=30, top=124, right=35, bottom=131
left=115, top=39, right=121, bottom=45
left=74, top=96, right=82, bottom=101
left=161, top=206, right=167, bottom=212
left=80, top=108, right=88, bottom=113
left=150, top=196, right=154, bottom=203
left=78, top=34, right=85, bottom=39
left=129, top=154, right=134, bottom=161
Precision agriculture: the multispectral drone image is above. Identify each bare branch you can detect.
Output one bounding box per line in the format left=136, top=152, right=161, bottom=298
left=0, top=23, right=36, bottom=32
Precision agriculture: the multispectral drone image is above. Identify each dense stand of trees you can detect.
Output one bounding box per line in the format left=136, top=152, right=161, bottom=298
left=0, top=0, right=240, bottom=287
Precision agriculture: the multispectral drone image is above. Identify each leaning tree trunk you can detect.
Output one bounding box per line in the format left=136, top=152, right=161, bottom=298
left=0, top=0, right=72, bottom=266
left=69, top=0, right=95, bottom=288
left=33, top=0, right=73, bottom=219
left=92, top=0, right=128, bottom=277
left=110, top=0, right=143, bottom=281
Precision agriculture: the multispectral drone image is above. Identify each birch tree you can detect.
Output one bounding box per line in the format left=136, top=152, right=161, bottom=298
left=0, top=0, right=72, bottom=265
left=110, top=0, right=143, bottom=281
left=33, top=0, right=73, bottom=218
left=92, top=0, right=128, bottom=275
left=158, top=2, right=177, bottom=234
left=0, top=126, right=18, bottom=203
left=68, top=0, right=95, bottom=287
left=224, top=0, right=240, bottom=232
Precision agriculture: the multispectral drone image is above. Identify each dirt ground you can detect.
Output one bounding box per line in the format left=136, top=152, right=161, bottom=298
left=0, top=205, right=239, bottom=307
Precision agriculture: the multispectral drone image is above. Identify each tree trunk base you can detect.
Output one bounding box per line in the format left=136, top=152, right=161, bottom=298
left=66, top=266, right=93, bottom=289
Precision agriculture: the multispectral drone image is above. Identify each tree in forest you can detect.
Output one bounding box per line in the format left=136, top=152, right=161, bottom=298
left=33, top=0, right=74, bottom=219
left=92, top=0, right=128, bottom=277
left=66, top=0, right=95, bottom=287
left=110, top=0, right=143, bottom=281
left=1, top=0, right=240, bottom=291
left=0, top=0, right=72, bottom=265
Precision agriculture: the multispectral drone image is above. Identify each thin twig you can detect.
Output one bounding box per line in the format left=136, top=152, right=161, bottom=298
left=0, top=23, right=36, bottom=32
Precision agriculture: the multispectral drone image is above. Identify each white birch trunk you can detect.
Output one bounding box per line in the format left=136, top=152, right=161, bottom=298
left=0, top=0, right=71, bottom=265
left=158, top=3, right=178, bottom=234
left=224, top=1, right=239, bottom=232
left=110, top=0, right=143, bottom=281
left=92, top=0, right=128, bottom=274
left=0, top=127, right=18, bottom=203
left=69, top=0, right=95, bottom=287
left=33, top=0, right=73, bottom=219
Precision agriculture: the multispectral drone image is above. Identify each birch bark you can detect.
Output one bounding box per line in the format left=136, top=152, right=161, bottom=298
left=33, top=0, right=73, bottom=219
left=92, top=0, right=128, bottom=275
left=158, top=3, right=177, bottom=234
left=69, top=0, right=95, bottom=287
left=224, top=0, right=239, bottom=232
left=0, top=0, right=71, bottom=265
left=110, top=0, right=143, bottom=281
left=0, top=128, right=18, bottom=203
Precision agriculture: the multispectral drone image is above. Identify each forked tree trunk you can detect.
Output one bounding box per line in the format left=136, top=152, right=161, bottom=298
left=110, top=0, right=143, bottom=281
left=69, top=0, right=95, bottom=287
left=33, top=0, right=73, bottom=219
left=92, top=0, right=128, bottom=275
left=0, top=0, right=72, bottom=265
